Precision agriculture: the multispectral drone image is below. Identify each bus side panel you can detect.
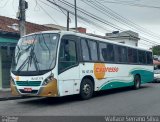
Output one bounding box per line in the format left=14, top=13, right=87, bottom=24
left=130, top=66, right=153, bottom=84
left=58, top=66, right=80, bottom=96
left=80, top=63, right=153, bottom=92
left=80, top=63, right=133, bottom=91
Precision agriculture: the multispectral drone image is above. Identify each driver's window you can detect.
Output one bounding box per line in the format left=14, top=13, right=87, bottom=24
left=59, top=39, right=77, bottom=73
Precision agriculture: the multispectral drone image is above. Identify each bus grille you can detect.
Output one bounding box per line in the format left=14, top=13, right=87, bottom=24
left=16, top=81, right=41, bottom=86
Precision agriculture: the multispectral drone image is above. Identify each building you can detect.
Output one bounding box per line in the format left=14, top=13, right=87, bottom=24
left=0, top=16, right=55, bottom=90
left=70, top=27, right=87, bottom=33
left=44, top=24, right=87, bottom=33
left=105, top=30, right=140, bottom=47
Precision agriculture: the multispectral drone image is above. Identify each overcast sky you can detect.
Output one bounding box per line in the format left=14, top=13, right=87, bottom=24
left=0, top=0, right=160, bottom=49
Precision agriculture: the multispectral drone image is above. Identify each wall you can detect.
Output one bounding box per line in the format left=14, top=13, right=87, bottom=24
left=113, top=39, right=138, bottom=47
left=1, top=47, right=14, bottom=88
left=0, top=36, right=18, bottom=89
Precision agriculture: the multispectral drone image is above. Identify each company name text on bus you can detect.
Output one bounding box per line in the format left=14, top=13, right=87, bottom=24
left=95, top=66, right=119, bottom=73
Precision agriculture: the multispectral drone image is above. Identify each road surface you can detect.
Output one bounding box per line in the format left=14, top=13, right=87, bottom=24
left=0, top=83, right=160, bottom=116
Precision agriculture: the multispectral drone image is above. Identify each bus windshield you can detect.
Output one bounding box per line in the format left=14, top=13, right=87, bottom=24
left=11, top=33, right=59, bottom=76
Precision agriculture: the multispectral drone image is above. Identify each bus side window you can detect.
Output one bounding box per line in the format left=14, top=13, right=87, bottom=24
left=128, top=48, right=133, bottom=63
left=133, top=49, right=138, bottom=63
left=138, top=50, right=143, bottom=64
left=99, top=42, right=107, bottom=61
left=88, top=40, right=98, bottom=61
left=138, top=50, right=146, bottom=64
left=115, top=45, right=127, bottom=63
left=81, top=39, right=90, bottom=61
left=147, top=52, right=153, bottom=65
left=122, top=47, right=127, bottom=62
left=107, top=44, right=114, bottom=62
left=128, top=48, right=138, bottom=64
left=59, top=39, right=77, bottom=73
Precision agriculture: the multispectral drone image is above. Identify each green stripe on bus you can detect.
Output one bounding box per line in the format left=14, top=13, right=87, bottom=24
left=130, top=69, right=153, bottom=84
left=99, top=68, right=153, bottom=91
left=16, top=81, right=41, bottom=87
left=100, top=80, right=133, bottom=90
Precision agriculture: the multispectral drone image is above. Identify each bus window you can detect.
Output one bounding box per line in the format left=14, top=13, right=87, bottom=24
left=115, top=45, right=127, bottom=63
left=99, top=42, right=107, bottom=61
left=81, top=39, right=90, bottom=61
left=107, top=44, right=114, bottom=62
left=138, top=50, right=146, bottom=64
left=133, top=49, right=138, bottom=63
left=147, top=52, right=153, bottom=64
left=88, top=40, right=98, bottom=61
left=128, top=48, right=133, bottom=63
left=128, top=48, right=137, bottom=64
left=59, top=39, right=77, bottom=72
left=121, top=46, right=127, bottom=62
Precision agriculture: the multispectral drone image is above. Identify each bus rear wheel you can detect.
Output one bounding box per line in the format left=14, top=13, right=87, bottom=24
left=133, top=75, right=141, bottom=89
left=80, top=78, right=94, bottom=100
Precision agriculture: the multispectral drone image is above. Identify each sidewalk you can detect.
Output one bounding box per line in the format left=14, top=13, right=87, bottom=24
left=0, top=89, right=22, bottom=101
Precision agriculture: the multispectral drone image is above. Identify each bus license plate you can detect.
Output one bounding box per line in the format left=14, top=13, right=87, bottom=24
left=24, top=88, right=32, bottom=92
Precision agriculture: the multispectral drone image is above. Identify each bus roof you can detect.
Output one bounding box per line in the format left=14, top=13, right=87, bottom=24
left=24, top=30, right=152, bottom=52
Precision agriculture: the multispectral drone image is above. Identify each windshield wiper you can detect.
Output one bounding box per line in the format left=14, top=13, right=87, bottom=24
left=16, top=45, right=32, bottom=65
left=27, top=35, right=40, bottom=72
left=27, top=47, right=40, bottom=72
left=17, top=56, right=30, bottom=72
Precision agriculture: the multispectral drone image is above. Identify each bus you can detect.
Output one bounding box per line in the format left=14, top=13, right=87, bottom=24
left=10, top=31, right=153, bottom=100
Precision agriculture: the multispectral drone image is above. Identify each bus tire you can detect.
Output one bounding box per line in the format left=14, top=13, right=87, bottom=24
left=80, top=78, right=94, bottom=100
left=133, top=75, right=141, bottom=89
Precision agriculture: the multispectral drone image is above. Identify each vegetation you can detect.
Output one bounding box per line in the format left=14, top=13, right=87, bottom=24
left=152, top=45, right=160, bottom=55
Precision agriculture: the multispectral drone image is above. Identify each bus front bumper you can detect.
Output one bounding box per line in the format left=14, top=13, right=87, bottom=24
left=10, top=79, right=59, bottom=97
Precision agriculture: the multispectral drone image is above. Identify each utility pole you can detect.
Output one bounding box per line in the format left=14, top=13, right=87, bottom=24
left=67, top=11, right=69, bottom=31
left=47, top=0, right=77, bottom=32
left=74, top=0, right=78, bottom=32
left=18, top=0, right=28, bottom=37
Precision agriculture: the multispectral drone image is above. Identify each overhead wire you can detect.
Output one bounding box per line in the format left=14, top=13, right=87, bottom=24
left=93, top=0, right=160, bottom=9
left=44, top=0, right=111, bottom=33
left=39, top=0, right=65, bottom=13
left=83, top=0, right=160, bottom=45
left=78, top=0, right=160, bottom=46
left=53, top=0, right=160, bottom=46
left=53, top=0, right=68, bottom=18
left=90, top=0, right=160, bottom=40
left=49, top=0, right=124, bottom=30
left=35, top=0, right=59, bottom=25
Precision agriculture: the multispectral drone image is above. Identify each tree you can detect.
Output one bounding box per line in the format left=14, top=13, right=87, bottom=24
left=152, top=45, right=160, bottom=55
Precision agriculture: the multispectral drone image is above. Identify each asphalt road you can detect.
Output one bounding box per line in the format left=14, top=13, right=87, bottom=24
left=0, top=83, right=160, bottom=116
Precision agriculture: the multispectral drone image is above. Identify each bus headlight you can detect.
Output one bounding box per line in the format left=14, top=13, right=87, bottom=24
left=42, top=74, right=54, bottom=86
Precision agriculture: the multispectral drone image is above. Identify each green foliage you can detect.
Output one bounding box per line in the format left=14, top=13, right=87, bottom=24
left=153, top=45, right=160, bottom=55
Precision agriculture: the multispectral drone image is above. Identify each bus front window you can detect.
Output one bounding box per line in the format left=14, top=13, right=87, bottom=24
left=11, top=33, right=59, bottom=76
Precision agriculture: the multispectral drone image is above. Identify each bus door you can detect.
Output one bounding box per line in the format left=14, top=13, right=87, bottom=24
left=58, top=35, right=80, bottom=96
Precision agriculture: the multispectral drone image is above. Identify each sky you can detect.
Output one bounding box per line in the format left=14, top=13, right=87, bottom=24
left=0, top=0, right=160, bottom=49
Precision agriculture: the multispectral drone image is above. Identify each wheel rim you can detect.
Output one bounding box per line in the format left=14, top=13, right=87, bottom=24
left=83, top=83, right=91, bottom=96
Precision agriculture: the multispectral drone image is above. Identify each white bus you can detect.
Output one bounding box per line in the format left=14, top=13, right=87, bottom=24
left=10, top=31, right=153, bottom=99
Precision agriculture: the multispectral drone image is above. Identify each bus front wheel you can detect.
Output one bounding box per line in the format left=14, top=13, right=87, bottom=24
left=80, top=78, right=94, bottom=100
left=133, top=75, right=141, bottom=89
